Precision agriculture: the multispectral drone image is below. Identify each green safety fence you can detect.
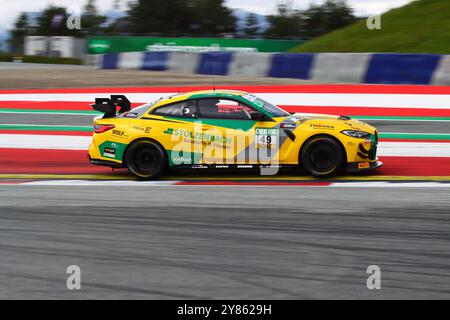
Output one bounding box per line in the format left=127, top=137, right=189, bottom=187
left=87, top=36, right=303, bottom=54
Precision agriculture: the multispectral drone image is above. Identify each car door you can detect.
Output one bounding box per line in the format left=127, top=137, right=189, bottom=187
left=193, top=97, right=279, bottom=166
left=144, top=99, right=200, bottom=166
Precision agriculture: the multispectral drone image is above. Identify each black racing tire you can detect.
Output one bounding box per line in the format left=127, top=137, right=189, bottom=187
left=125, top=140, right=167, bottom=180
left=300, top=135, right=344, bottom=177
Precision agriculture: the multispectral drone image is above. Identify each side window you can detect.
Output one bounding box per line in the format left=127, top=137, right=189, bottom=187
left=151, top=100, right=197, bottom=118
left=196, top=98, right=253, bottom=120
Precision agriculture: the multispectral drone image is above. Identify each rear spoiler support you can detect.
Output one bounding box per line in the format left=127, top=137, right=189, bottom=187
left=91, top=95, right=131, bottom=118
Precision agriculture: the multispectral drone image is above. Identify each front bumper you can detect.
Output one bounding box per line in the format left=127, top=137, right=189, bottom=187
left=346, top=160, right=383, bottom=173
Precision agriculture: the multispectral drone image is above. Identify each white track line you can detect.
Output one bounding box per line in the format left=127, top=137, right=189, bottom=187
left=2, top=109, right=450, bottom=122
left=0, top=134, right=90, bottom=150
left=0, top=93, right=450, bottom=109
left=330, top=182, right=450, bottom=188
left=2, top=180, right=449, bottom=188
left=378, top=142, right=450, bottom=157
left=2, top=134, right=450, bottom=157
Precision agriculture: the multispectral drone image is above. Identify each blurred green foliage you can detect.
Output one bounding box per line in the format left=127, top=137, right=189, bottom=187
left=265, top=0, right=356, bottom=39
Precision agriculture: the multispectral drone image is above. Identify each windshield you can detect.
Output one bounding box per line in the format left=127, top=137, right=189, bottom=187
left=242, top=94, right=290, bottom=117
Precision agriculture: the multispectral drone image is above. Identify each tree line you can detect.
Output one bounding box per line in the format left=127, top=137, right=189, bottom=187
left=10, top=0, right=356, bottom=51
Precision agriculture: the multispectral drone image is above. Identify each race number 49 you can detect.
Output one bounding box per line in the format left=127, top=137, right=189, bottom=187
left=255, top=128, right=277, bottom=149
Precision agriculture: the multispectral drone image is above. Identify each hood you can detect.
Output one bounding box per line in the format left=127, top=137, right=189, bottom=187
left=291, top=112, right=343, bottom=120
left=289, top=113, right=377, bottom=133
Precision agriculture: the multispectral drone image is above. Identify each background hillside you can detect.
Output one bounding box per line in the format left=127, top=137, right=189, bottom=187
left=291, top=0, right=450, bottom=54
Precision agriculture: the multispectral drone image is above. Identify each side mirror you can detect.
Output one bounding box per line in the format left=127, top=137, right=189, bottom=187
left=251, top=112, right=266, bottom=121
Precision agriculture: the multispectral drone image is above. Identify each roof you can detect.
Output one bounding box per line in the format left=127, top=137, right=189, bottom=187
left=150, top=89, right=249, bottom=107
left=185, top=89, right=248, bottom=97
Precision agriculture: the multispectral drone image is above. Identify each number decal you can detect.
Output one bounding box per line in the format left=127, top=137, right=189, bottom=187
left=255, top=128, right=277, bottom=149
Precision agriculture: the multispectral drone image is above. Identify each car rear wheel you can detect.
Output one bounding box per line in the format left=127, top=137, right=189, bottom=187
left=125, top=140, right=167, bottom=179
left=300, top=135, right=344, bottom=177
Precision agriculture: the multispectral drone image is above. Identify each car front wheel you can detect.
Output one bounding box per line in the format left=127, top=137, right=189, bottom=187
left=300, top=135, right=344, bottom=177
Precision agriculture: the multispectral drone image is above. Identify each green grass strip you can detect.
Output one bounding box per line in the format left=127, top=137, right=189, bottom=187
left=0, top=124, right=92, bottom=132
left=2, top=109, right=450, bottom=122
left=1, top=124, right=450, bottom=141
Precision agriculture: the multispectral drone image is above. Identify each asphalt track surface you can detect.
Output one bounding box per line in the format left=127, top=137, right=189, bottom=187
left=0, top=64, right=311, bottom=89
left=1, top=186, right=450, bottom=299
left=1, top=69, right=450, bottom=299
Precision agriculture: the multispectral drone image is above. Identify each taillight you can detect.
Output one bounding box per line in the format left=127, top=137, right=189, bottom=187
left=94, top=124, right=115, bottom=133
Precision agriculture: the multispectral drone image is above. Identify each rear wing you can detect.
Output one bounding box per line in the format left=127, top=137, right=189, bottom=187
left=91, top=95, right=131, bottom=118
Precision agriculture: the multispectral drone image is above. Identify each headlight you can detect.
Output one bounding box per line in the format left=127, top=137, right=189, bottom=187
left=341, top=130, right=371, bottom=139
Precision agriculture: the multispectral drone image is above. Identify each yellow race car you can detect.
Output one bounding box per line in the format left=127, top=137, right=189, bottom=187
left=88, top=90, right=382, bottom=179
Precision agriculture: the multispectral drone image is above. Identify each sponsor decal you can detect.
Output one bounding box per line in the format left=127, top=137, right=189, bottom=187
left=358, top=162, right=370, bottom=169
left=260, top=164, right=281, bottom=168
left=242, top=93, right=258, bottom=102
left=146, top=44, right=257, bottom=53
left=99, top=141, right=127, bottom=161
left=123, top=112, right=138, bottom=118
left=280, top=122, right=296, bottom=129
left=164, top=127, right=231, bottom=144
left=215, top=165, right=229, bottom=169
left=255, top=128, right=278, bottom=149
left=103, top=147, right=116, bottom=158
left=112, top=129, right=128, bottom=138
left=254, top=100, right=264, bottom=108
left=309, top=124, right=335, bottom=130
left=132, top=126, right=152, bottom=133
left=192, top=164, right=208, bottom=169
left=168, top=151, right=202, bottom=165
